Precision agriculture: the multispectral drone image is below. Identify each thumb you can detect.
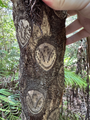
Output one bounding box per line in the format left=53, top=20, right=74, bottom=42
left=42, top=0, right=90, bottom=10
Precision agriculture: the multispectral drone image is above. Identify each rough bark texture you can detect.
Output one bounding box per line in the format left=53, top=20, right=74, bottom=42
left=86, top=37, right=90, bottom=120
left=11, top=0, right=67, bottom=119
left=87, top=37, right=90, bottom=68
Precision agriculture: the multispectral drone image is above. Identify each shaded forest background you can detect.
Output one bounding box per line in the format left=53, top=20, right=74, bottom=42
left=0, top=0, right=90, bottom=120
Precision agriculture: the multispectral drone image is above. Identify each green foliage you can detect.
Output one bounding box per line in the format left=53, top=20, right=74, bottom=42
left=0, top=4, right=20, bottom=77
left=0, top=0, right=7, bottom=8
left=0, top=46, right=20, bottom=76
left=0, top=0, right=12, bottom=9
left=64, top=43, right=80, bottom=70
left=0, top=89, right=21, bottom=120
left=65, top=68, right=87, bottom=88
left=64, top=40, right=87, bottom=88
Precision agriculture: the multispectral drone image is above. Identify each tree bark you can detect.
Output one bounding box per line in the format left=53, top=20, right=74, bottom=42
left=11, top=0, right=67, bottom=119
left=86, top=37, right=90, bottom=120
left=87, top=37, right=90, bottom=68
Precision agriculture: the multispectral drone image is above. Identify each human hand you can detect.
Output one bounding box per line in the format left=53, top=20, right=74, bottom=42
left=42, top=0, right=90, bottom=45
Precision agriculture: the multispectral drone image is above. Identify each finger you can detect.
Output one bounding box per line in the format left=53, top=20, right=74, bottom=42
left=42, top=0, right=90, bottom=10
left=77, top=14, right=90, bottom=34
left=66, top=29, right=90, bottom=45
left=66, top=19, right=83, bottom=35
left=78, top=2, right=90, bottom=18
left=67, top=10, right=77, bottom=17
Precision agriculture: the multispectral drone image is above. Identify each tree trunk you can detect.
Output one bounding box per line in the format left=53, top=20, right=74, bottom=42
left=11, top=0, right=67, bottom=119
left=86, top=37, right=90, bottom=120
left=87, top=37, right=90, bottom=68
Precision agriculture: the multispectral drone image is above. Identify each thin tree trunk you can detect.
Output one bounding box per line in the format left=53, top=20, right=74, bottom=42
left=11, top=0, right=67, bottom=119
left=87, top=37, right=90, bottom=68
left=86, top=37, right=90, bottom=120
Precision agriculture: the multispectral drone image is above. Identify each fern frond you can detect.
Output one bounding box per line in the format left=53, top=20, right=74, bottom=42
left=65, top=68, right=87, bottom=88
left=0, top=89, right=12, bottom=96
left=0, top=89, right=21, bottom=120
left=0, top=95, right=15, bottom=105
